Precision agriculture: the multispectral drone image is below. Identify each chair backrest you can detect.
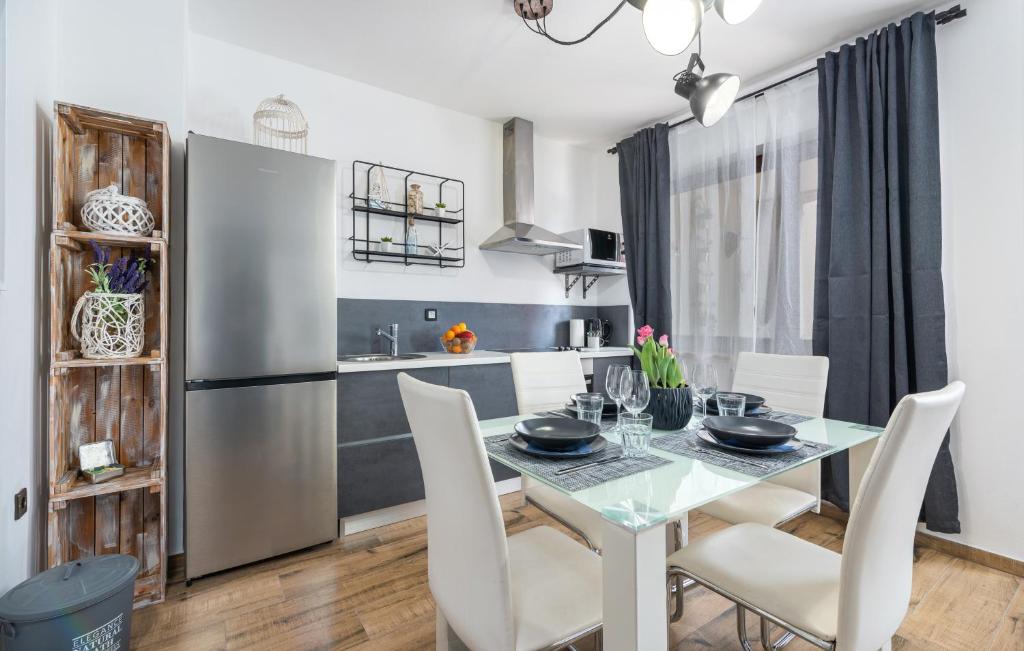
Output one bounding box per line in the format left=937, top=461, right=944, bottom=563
left=837, top=381, right=965, bottom=651
left=509, top=351, right=588, bottom=414
left=732, top=352, right=829, bottom=417
left=397, top=373, right=516, bottom=651
left=733, top=352, right=829, bottom=499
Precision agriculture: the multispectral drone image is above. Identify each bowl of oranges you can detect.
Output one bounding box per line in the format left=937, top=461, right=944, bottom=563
left=441, top=322, right=477, bottom=354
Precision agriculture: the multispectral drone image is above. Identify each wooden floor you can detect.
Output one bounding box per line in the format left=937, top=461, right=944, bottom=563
left=132, top=493, right=1024, bottom=650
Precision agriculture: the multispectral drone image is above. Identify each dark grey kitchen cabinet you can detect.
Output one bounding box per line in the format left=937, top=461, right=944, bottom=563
left=448, top=364, right=518, bottom=420
left=337, top=367, right=448, bottom=445
left=337, top=363, right=522, bottom=518
left=448, top=364, right=519, bottom=481
left=591, top=355, right=633, bottom=399
left=338, top=436, right=424, bottom=517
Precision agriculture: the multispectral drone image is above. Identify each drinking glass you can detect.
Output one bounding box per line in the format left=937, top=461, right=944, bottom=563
left=620, top=370, right=650, bottom=415
left=692, top=362, right=719, bottom=424
left=574, top=393, right=604, bottom=426
left=605, top=364, right=629, bottom=426
left=620, top=412, right=653, bottom=457
left=716, top=393, right=747, bottom=417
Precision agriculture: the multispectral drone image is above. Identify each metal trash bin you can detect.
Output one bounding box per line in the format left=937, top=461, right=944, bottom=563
left=0, top=554, right=140, bottom=651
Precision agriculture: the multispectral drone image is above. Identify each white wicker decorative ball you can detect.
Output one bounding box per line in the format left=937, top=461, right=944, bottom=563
left=81, top=184, right=156, bottom=237
left=253, top=94, right=309, bottom=154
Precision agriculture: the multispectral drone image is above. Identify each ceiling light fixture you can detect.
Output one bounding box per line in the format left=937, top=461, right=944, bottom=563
left=673, top=50, right=740, bottom=127
left=632, top=0, right=703, bottom=56
left=713, top=0, right=763, bottom=25
left=514, top=0, right=754, bottom=126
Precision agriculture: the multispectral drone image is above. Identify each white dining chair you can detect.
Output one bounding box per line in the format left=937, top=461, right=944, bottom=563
left=397, top=372, right=603, bottom=651
left=697, top=352, right=830, bottom=528
left=667, top=381, right=965, bottom=651
left=509, top=351, right=607, bottom=552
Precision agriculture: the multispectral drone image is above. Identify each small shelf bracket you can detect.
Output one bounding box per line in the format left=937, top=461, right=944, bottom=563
left=564, top=274, right=581, bottom=298
left=563, top=273, right=601, bottom=299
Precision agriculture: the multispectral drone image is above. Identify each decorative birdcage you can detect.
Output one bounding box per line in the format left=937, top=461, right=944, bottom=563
left=253, top=94, right=308, bottom=154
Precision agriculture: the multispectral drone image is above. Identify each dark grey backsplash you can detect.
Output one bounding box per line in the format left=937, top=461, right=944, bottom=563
left=338, top=299, right=631, bottom=355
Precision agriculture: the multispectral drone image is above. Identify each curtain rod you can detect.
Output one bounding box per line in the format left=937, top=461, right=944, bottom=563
left=607, top=4, right=967, bottom=155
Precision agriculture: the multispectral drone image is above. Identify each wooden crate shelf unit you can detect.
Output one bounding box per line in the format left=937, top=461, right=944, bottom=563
left=47, top=102, right=170, bottom=608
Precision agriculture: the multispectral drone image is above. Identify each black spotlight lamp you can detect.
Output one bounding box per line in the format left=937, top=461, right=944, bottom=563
left=673, top=52, right=740, bottom=127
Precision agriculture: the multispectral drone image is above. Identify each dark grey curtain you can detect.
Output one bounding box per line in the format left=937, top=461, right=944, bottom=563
left=617, top=124, right=672, bottom=336
left=814, top=12, right=959, bottom=533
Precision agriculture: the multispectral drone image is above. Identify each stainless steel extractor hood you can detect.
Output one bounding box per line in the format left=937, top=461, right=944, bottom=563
left=479, top=118, right=582, bottom=255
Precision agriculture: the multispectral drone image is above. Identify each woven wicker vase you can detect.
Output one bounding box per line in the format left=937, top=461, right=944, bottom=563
left=644, top=386, right=693, bottom=431
left=72, top=292, right=145, bottom=359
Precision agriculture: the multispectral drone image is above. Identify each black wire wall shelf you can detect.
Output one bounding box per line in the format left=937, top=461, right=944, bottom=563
left=350, top=161, right=465, bottom=268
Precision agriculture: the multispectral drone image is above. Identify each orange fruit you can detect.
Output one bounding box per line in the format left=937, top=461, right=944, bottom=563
left=451, top=345, right=462, bottom=353
left=444, top=330, right=455, bottom=341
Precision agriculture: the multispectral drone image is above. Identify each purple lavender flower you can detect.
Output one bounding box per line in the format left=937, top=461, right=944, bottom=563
left=86, top=244, right=150, bottom=294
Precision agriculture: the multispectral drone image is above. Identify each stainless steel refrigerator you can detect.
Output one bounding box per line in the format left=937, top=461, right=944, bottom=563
left=184, top=133, right=337, bottom=580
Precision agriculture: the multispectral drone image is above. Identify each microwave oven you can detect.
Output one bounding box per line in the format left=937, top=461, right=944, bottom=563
left=553, top=228, right=625, bottom=269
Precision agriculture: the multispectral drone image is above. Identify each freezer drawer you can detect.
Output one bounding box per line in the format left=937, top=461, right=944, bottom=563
left=185, top=378, right=337, bottom=579
left=185, top=134, right=336, bottom=380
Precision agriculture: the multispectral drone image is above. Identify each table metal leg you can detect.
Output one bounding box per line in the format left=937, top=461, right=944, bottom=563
left=602, top=518, right=670, bottom=651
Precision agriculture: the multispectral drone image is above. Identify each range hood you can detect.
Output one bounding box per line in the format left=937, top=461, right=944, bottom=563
left=479, top=118, right=582, bottom=255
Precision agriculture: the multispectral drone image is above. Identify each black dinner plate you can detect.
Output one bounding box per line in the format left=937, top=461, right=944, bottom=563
left=704, top=404, right=773, bottom=417
left=696, top=428, right=804, bottom=456
left=564, top=401, right=619, bottom=417
left=509, top=433, right=608, bottom=459
left=514, top=417, right=602, bottom=451
left=706, top=393, right=766, bottom=411
left=702, top=416, right=797, bottom=448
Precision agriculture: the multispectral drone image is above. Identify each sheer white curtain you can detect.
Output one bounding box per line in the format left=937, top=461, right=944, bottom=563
left=753, top=74, right=819, bottom=355
left=670, top=75, right=819, bottom=388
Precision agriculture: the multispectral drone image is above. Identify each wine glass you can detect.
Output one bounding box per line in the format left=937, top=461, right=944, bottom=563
left=692, top=362, right=719, bottom=424
left=620, top=370, right=650, bottom=416
left=605, top=364, right=630, bottom=427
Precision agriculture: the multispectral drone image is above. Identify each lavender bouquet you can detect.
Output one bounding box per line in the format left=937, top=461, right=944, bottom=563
left=87, top=241, right=151, bottom=295
left=73, top=243, right=152, bottom=359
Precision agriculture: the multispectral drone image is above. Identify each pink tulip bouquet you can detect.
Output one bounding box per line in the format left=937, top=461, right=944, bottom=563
left=631, top=325, right=686, bottom=389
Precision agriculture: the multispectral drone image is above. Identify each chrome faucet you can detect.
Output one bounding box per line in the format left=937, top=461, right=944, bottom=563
left=376, top=323, right=399, bottom=356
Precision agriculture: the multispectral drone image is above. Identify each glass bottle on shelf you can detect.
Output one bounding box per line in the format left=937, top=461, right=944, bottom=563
left=407, top=183, right=424, bottom=215
left=405, top=216, right=418, bottom=255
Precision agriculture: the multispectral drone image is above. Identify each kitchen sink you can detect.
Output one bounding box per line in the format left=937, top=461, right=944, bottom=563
left=338, top=353, right=428, bottom=362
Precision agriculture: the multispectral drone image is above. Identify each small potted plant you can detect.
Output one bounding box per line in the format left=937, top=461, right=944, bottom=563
left=379, top=235, right=394, bottom=253
left=631, top=325, right=692, bottom=430
left=435, top=202, right=447, bottom=218
left=71, top=242, right=152, bottom=359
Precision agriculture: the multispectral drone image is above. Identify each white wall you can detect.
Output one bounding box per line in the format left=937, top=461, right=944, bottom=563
left=0, top=0, right=55, bottom=595
left=187, top=34, right=626, bottom=308
left=936, top=0, right=1024, bottom=561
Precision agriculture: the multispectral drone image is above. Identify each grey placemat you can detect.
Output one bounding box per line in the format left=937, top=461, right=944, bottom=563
left=484, top=433, right=670, bottom=492
left=650, top=429, right=833, bottom=477
left=756, top=411, right=814, bottom=426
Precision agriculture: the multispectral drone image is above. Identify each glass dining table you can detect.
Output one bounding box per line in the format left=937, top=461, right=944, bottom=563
left=477, top=413, right=884, bottom=651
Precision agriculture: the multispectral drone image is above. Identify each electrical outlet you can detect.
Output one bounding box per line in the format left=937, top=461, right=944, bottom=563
left=424, top=308, right=437, bottom=321
left=14, top=488, right=27, bottom=521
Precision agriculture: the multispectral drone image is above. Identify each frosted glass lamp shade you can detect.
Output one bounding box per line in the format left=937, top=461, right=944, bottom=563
left=642, top=0, right=703, bottom=56
left=714, top=0, right=762, bottom=24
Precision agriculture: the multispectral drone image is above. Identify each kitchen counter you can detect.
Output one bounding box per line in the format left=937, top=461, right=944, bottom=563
left=337, top=347, right=633, bottom=373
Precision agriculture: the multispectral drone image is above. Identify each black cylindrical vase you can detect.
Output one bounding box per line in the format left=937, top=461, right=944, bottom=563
left=645, top=386, right=693, bottom=431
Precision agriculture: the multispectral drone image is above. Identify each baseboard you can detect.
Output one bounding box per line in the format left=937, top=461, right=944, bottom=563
left=819, top=502, right=1023, bottom=578
left=168, top=552, right=186, bottom=585
left=341, top=477, right=522, bottom=536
